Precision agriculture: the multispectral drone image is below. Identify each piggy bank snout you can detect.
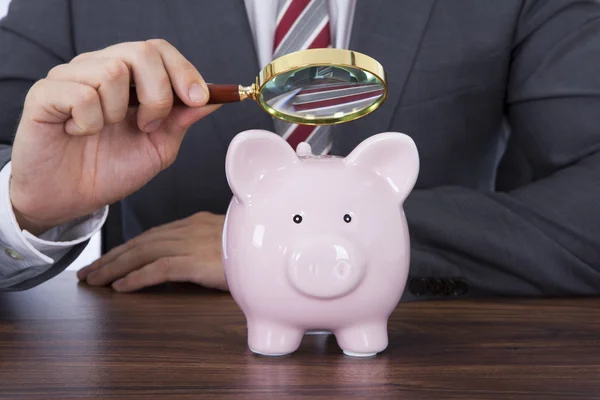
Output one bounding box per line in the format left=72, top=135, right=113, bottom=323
left=286, top=237, right=366, bottom=299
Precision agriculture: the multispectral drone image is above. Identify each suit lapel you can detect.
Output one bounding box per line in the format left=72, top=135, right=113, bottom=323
left=165, top=0, right=274, bottom=148
left=331, top=0, right=437, bottom=156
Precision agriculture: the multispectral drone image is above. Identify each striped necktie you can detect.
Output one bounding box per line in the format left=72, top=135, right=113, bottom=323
left=272, top=0, right=333, bottom=155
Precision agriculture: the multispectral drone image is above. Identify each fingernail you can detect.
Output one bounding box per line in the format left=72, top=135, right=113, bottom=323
left=112, top=279, right=124, bottom=290
left=189, top=83, right=207, bottom=104
left=144, top=119, right=163, bottom=133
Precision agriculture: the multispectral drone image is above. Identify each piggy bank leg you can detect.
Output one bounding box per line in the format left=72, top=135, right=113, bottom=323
left=247, top=320, right=304, bottom=356
left=335, top=322, right=388, bottom=357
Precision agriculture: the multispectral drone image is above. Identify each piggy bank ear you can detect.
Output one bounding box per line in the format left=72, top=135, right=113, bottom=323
left=344, top=132, right=419, bottom=203
left=225, top=129, right=299, bottom=204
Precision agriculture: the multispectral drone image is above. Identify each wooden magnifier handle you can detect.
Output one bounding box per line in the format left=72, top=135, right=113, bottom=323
left=206, top=84, right=242, bottom=103
left=128, top=84, right=241, bottom=106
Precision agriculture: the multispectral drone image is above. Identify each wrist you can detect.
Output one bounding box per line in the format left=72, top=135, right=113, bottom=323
left=11, top=205, right=56, bottom=236
left=9, top=180, right=58, bottom=236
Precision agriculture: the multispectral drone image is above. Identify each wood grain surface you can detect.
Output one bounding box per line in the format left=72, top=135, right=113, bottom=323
left=1, top=272, right=599, bottom=399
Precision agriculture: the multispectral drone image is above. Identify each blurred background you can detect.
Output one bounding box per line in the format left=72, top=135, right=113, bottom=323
left=0, top=0, right=101, bottom=270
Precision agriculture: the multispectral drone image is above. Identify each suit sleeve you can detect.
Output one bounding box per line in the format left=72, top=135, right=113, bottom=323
left=0, top=0, right=103, bottom=291
left=403, top=0, right=600, bottom=298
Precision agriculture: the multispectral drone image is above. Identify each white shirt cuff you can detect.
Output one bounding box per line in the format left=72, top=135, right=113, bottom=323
left=0, top=161, right=108, bottom=272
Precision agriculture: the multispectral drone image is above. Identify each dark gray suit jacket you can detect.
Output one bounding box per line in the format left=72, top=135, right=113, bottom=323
left=1, top=0, right=600, bottom=299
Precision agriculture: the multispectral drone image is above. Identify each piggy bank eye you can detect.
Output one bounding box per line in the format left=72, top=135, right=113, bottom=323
left=343, top=214, right=352, bottom=223
left=293, top=214, right=303, bottom=224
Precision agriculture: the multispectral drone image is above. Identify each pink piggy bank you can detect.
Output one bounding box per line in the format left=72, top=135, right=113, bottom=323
left=222, top=129, right=419, bottom=357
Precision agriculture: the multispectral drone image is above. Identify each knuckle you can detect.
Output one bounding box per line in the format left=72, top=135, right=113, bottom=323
left=150, top=97, right=173, bottom=111
left=70, top=53, right=86, bottom=63
left=191, top=212, right=207, bottom=223
left=146, top=38, right=170, bottom=48
left=25, top=79, right=48, bottom=102
left=78, top=86, right=99, bottom=106
left=47, top=64, right=67, bottom=79
left=70, top=52, right=92, bottom=64
left=136, top=41, right=158, bottom=59
left=145, top=226, right=159, bottom=236
left=155, top=74, right=173, bottom=91
left=157, top=257, right=171, bottom=270
left=157, top=258, right=173, bottom=278
left=72, top=49, right=99, bottom=61
left=138, top=76, right=173, bottom=111
left=103, top=59, right=129, bottom=82
left=146, top=92, right=173, bottom=110
left=120, top=242, right=137, bottom=256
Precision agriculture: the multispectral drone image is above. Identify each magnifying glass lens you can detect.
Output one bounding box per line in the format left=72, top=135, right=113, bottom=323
left=259, top=65, right=385, bottom=124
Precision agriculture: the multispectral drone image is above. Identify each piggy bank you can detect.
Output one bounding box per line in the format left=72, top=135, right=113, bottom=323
left=222, top=129, right=419, bottom=357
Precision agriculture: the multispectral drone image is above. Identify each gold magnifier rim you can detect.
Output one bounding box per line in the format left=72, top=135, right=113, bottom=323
left=246, top=48, right=388, bottom=126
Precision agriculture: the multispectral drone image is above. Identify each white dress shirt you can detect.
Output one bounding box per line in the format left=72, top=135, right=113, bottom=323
left=0, top=0, right=355, bottom=274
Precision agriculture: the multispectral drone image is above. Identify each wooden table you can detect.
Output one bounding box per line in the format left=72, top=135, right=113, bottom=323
left=1, top=272, right=600, bottom=399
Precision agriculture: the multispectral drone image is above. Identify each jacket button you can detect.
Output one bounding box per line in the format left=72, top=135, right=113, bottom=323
left=442, top=279, right=455, bottom=295
left=4, top=248, right=24, bottom=261
left=429, top=278, right=443, bottom=295
left=452, top=280, right=468, bottom=296
left=409, top=278, right=429, bottom=296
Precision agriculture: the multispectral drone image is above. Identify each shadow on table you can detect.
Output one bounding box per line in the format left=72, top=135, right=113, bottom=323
left=236, top=333, right=393, bottom=397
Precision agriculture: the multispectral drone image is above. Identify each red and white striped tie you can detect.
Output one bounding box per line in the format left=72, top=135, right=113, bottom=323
left=272, top=0, right=333, bottom=155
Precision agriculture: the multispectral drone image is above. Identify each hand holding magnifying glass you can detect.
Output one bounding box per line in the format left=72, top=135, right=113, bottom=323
left=129, top=48, right=387, bottom=125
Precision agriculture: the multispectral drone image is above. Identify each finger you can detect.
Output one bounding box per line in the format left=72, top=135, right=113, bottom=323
left=90, top=237, right=195, bottom=286
left=77, top=224, right=182, bottom=281
left=47, top=58, right=130, bottom=125
left=85, top=41, right=174, bottom=132
left=146, top=39, right=209, bottom=107
left=111, top=256, right=197, bottom=292
left=77, top=244, right=128, bottom=281
left=77, top=237, right=136, bottom=280
left=24, top=79, right=104, bottom=135
left=82, top=238, right=185, bottom=286
left=77, top=212, right=209, bottom=281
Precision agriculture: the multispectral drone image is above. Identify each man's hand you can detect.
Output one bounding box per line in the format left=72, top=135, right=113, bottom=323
left=10, top=39, right=220, bottom=235
left=77, top=212, right=227, bottom=292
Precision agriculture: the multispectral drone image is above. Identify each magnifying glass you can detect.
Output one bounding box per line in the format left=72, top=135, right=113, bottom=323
left=129, top=48, right=387, bottom=125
